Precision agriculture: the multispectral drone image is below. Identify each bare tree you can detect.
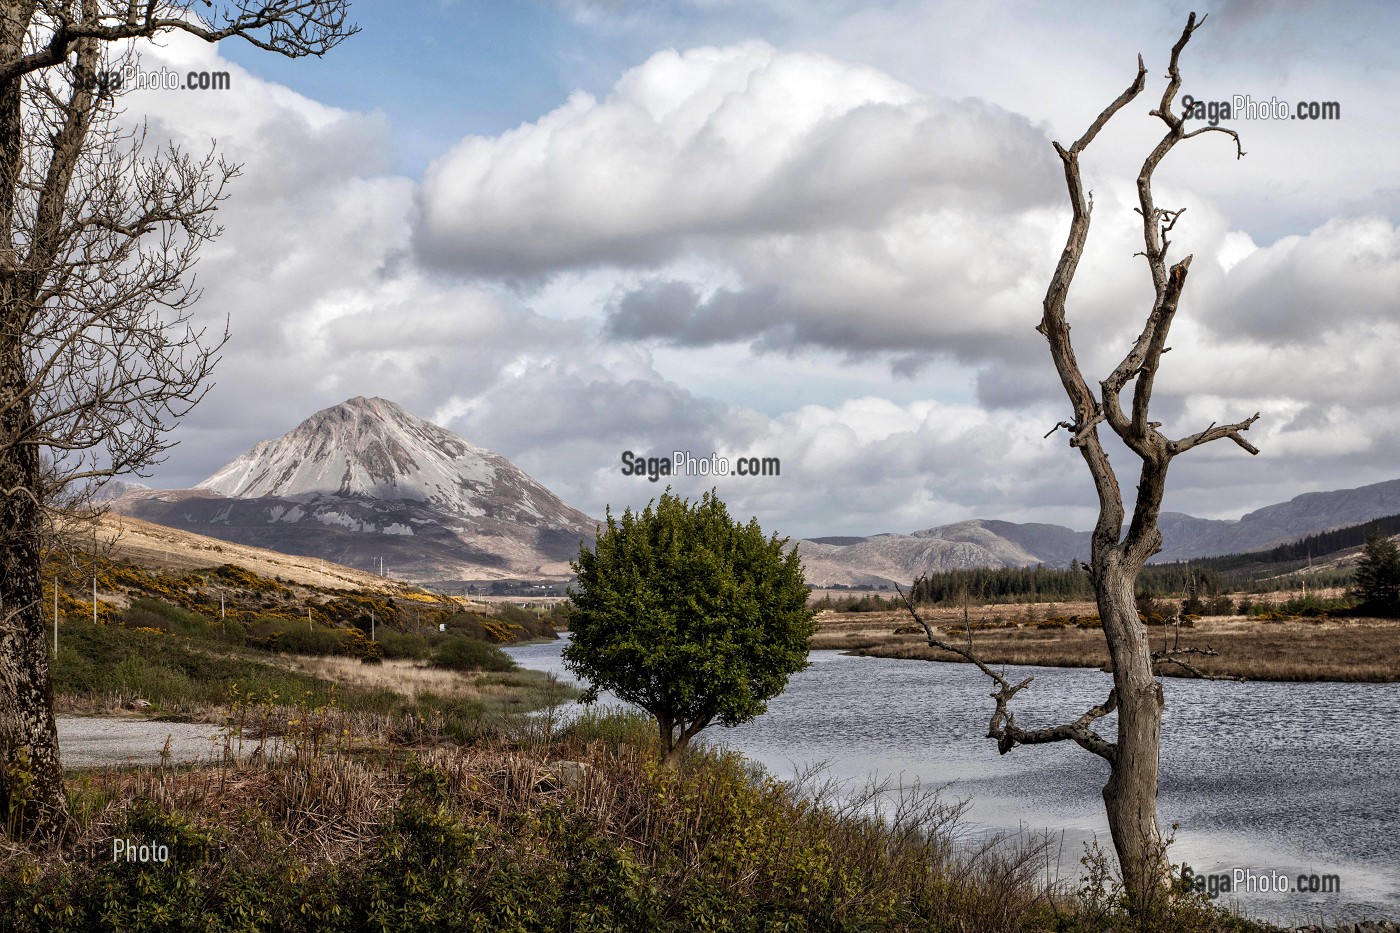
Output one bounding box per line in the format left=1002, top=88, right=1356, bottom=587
left=901, top=13, right=1257, bottom=915
left=0, top=1, right=355, bottom=842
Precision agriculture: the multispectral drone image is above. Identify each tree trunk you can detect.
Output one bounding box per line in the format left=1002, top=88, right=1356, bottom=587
left=656, top=715, right=691, bottom=769
left=1096, top=558, right=1168, bottom=913
left=0, top=348, right=68, bottom=842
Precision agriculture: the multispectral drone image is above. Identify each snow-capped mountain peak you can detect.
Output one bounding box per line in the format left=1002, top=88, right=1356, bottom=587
left=195, top=397, right=586, bottom=528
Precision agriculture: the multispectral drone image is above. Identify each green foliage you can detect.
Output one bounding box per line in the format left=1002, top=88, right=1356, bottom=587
left=51, top=621, right=344, bottom=711
left=1352, top=528, right=1400, bottom=615
left=556, top=708, right=656, bottom=753
left=1135, top=594, right=1175, bottom=625
left=430, top=636, right=517, bottom=673
left=375, top=628, right=430, bottom=660
left=564, top=489, right=816, bottom=757
left=246, top=617, right=349, bottom=656
left=491, top=602, right=562, bottom=639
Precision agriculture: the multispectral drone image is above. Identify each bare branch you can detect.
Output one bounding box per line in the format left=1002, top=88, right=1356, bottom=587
left=0, top=2, right=359, bottom=87
left=1168, top=412, right=1262, bottom=457
left=895, top=586, right=1118, bottom=763
left=1151, top=644, right=1244, bottom=682
left=1182, top=124, right=1246, bottom=158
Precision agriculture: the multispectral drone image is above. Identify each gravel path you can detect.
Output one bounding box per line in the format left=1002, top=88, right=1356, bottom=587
left=57, top=716, right=231, bottom=769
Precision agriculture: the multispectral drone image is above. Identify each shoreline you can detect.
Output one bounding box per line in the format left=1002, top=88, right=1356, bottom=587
left=812, top=607, right=1400, bottom=683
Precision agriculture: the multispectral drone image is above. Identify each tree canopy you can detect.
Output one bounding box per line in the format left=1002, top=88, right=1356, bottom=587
left=563, top=489, right=815, bottom=766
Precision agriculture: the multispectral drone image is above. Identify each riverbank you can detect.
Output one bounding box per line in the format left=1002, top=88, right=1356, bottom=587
left=813, top=606, right=1400, bottom=682
left=7, top=708, right=1286, bottom=932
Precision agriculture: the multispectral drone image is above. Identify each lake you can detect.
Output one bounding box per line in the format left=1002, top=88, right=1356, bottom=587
left=506, top=638, right=1400, bottom=926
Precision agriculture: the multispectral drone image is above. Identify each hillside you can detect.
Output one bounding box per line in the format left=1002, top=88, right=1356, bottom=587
left=89, top=511, right=412, bottom=593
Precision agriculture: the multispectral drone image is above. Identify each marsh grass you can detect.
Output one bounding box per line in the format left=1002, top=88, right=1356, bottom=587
left=819, top=609, right=1400, bottom=682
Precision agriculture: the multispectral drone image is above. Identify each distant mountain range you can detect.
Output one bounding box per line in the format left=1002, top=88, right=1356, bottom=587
left=793, top=479, right=1400, bottom=587
left=111, top=397, right=597, bottom=584
left=108, top=396, right=1400, bottom=589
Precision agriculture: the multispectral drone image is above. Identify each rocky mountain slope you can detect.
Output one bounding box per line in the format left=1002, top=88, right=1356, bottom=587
left=113, top=398, right=598, bottom=584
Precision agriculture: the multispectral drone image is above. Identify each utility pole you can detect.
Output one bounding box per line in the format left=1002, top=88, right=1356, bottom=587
left=370, top=609, right=375, bottom=642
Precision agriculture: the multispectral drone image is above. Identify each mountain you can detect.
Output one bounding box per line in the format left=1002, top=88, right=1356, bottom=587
left=796, top=479, right=1400, bottom=587
left=1154, top=478, right=1400, bottom=562
left=797, top=520, right=1091, bottom=587
left=114, top=397, right=597, bottom=584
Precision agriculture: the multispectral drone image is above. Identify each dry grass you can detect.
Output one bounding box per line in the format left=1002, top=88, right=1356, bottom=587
left=279, top=656, right=487, bottom=698
left=814, top=606, right=1400, bottom=682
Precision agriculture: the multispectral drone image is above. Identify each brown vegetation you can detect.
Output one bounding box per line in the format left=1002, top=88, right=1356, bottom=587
left=813, top=606, right=1400, bottom=682
left=1, top=709, right=1282, bottom=932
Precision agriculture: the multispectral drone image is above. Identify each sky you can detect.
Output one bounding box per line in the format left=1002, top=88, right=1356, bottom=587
left=105, top=0, right=1400, bottom=540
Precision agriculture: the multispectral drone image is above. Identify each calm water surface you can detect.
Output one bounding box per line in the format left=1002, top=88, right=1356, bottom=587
left=506, top=639, right=1399, bottom=925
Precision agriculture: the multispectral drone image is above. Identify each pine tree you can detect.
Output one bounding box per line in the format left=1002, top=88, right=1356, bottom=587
left=1353, top=528, right=1400, bottom=614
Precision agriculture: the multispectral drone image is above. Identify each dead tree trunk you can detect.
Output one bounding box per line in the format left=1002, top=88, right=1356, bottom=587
left=904, top=12, right=1259, bottom=917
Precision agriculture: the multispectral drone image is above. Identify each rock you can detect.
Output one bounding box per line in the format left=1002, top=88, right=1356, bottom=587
left=535, top=760, right=592, bottom=792
left=125, top=698, right=151, bottom=711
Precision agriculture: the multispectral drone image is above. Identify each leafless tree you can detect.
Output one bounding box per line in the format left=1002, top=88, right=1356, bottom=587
left=0, top=1, right=355, bottom=843
left=901, top=13, right=1258, bottom=915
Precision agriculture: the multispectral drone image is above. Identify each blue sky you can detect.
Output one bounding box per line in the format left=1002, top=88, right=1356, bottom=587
left=222, top=2, right=585, bottom=175
left=122, top=1, right=1400, bottom=539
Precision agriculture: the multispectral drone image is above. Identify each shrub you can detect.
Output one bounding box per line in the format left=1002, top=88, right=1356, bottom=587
left=1204, top=594, right=1236, bottom=616
left=246, top=617, right=348, bottom=656
left=1136, top=594, right=1174, bottom=625
left=557, top=708, right=655, bottom=752
left=431, top=636, right=516, bottom=673
left=376, top=629, right=430, bottom=660
left=493, top=603, right=560, bottom=640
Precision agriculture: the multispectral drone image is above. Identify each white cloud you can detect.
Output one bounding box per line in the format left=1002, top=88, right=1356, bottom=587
left=414, top=41, right=1058, bottom=277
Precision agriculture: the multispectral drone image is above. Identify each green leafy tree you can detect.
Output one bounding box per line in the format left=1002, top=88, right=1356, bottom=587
left=564, top=489, right=816, bottom=767
left=1353, top=528, right=1400, bottom=614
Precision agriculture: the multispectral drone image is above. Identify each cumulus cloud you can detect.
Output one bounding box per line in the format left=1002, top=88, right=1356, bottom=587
left=414, top=41, right=1059, bottom=277
left=1202, top=215, right=1400, bottom=345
